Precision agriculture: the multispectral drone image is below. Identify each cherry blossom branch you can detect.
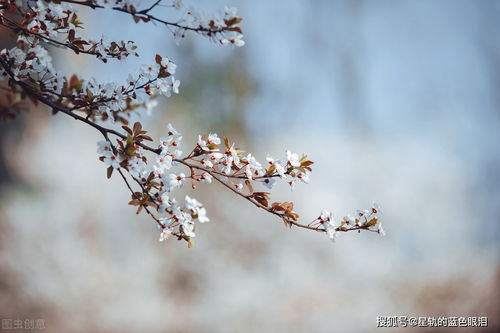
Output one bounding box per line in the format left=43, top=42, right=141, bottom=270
left=2, top=55, right=384, bottom=240
left=0, top=15, right=135, bottom=61
left=57, top=0, right=245, bottom=44
left=176, top=159, right=381, bottom=234
left=0, top=57, right=125, bottom=139
left=0, top=0, right=384, bottom=247
left=173, top=158, right=324, bottom=232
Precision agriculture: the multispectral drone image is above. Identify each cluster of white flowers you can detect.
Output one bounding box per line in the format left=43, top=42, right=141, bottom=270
left=157, top=194, right=210, bottom=243
left=94, top=120, right=387, bottom=246
left=1, top=38, right=178, bottom=122
left=13, top=1, right=138, bottom=62
left=156, top=194, right=209, bottom=243
left=0, top=37, right=60, bottom=88
left=95, top=123, right=213, bottom=243
left=192, top=134, right=312, bottom=191
left=94, top=121, right=318, bottom=243
left=0, top=1, right=181, bottom=124
left=171, top=5, right=245, bottom=46
left=0, top=0, right=243, bottom=124
left=47, top=0, right=246, bottom=47
left=317, top=202, right=385, bottom=242
left=85, top=55, right=179, bottom=121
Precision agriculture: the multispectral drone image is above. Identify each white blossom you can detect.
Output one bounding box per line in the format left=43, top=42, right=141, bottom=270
left=185, top=195, right=202, bottom=211
left=196, top=207, right=210, bottom=223
left=262, top=177, right=277, bottom=189
left=159, top=227, right=174, bottom=242
left=286, top=150, right=300, bottom=167
left=103, top=154, right=121, bottom=169
left=166, top=172, right=185, bottom=189
left=140, top=63, right=160, bottom=80
left=96, top=141, right=113, bottom=157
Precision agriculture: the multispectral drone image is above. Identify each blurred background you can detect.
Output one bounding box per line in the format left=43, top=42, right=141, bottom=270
left=1, top=0, right=499, bottom=332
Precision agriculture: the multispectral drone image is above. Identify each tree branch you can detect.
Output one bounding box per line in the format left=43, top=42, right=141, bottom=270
left=58, top=0, right=231, bottom=35
left=0, top=56, right=376, bottom=237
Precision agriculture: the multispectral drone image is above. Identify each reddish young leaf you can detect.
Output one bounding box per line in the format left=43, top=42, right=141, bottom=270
left=106, top=166, right=113, bottom=179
